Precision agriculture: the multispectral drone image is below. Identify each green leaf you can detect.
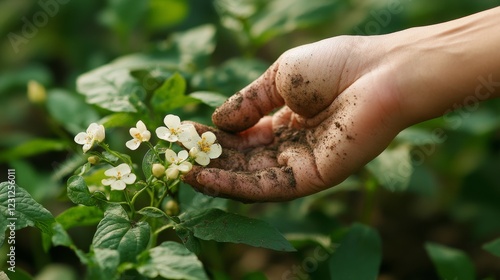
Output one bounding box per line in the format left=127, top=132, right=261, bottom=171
left=175, top=226, right=201, bottom=255
left=99, top=112, right=137, bottom=128
left=147, top=0, right=188, bottom=31
left=137, top=241, right=208, bottom=280
left=0, top=138, right=67, bottom=163
left=46, top=89, right=100, bottom=134
left=88, top=248, right=121, bottom=280
left=56, top=205, right=104, bottom=229
left=366, top=143, right=413, bottom=191
left=76, top=25, right=216, bottom=113
left=215, top=0, right=341, bottom=47
left=51, top=222, right=74, bottom=247
left=179, top=184, right=227, bottom=214
left=425, top=242, right=475, bottom=280
left=142, top=147, right=163, bottom=179
left=191, top=57, right=268, bottom=96
left=329, top=223, right=382, bottom=279
left=0, top=182, right=55, bottom=246
left=0, top=64, right=51, bottom=95
left=483, top=237, right=500, bottom=258
left=137, top=206, right=169, bottom=219
left=77, top=65, right=145, bottom=112
left=92, top=204, right=150, bottom=263
left=250, top=0, right=341, bottom=44
left=67, top=175, right=99, bottom=206
left=150, top=73, right=199, bottom=114
left=178, top=208, right=295, bottom=252
left=170, top=24, right=216, bottom=70
left=190, top=91, right=227, bottom=108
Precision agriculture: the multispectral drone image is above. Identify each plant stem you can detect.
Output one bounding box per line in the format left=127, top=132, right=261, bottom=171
left=98, top=142, right=132, bottom=166
left=123, top=189, right=135, bottom=220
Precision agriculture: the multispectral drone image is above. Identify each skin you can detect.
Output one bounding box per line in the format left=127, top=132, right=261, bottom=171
left=183, top=7, right=500, bottom=202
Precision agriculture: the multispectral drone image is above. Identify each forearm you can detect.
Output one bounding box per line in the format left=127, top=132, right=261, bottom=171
left=384, top=6, right=500, bottom=125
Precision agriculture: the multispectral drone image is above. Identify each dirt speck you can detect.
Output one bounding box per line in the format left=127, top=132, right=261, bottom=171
left=291, top=74, right=304, bottom=88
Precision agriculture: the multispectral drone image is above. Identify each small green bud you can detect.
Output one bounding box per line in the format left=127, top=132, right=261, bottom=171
left=87, top=156, right=100, bottom=165
left=164, top=200, right=180, bottom=216
left=27, top=80, right=47, bottom=104
left=152, top=163, right=165, bottom=178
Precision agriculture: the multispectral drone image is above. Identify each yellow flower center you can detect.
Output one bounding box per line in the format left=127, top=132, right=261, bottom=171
left=198, top=140, right=211, bottom=153
left=134, top=132, right=143, bottom=141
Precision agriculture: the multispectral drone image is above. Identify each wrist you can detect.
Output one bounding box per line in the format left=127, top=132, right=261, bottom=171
left=383, top=7, right=500, bottom=126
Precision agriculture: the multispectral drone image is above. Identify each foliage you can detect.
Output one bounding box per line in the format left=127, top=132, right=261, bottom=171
left=1, top=0, right=500, bottom=279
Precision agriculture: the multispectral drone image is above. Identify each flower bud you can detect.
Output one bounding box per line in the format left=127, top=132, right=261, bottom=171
left=152, top=163, right=165, bottom=178
left=87, top=156, right=100, bottom=165
left=164, top=200, right=180, bottom=216
left=27, top=80, right=47, bottom=104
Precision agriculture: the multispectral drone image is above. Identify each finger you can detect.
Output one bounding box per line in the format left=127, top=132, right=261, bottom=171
left=212, top=62, right=284, bottom=132
left=186, top=118, right=274, bottom=150
left=277, top=143, right=326, bottom=194
left=192, top=167, right=300, bottom=202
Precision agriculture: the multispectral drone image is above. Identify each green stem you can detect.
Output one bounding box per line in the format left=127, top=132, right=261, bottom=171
left=130, top=182, right=150, bottom=207
left=155, top=179, right=179, bottom=208
left=98, top=142, right=132, bottom=166
left=149, top=224, right=175, bottom=248
left=146, top=142, right=164, bottom=164
left=123, top=189, right=135, bottom=220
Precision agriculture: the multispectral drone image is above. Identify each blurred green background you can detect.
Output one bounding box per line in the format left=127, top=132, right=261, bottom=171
left=1, top=0, right=500, bottom=279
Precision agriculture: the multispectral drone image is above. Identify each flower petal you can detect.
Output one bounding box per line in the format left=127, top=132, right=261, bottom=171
left=201, top=131, right=217, bottom=144
left=156, top=126, right=171, bottom=140
left=116, top=163, right=131, bottom=175
left=102, top=177, right=116, bottom=186
left=136, top=120, right=147, bottom=131
left=166, top=166, right=179, bottom=179
left=207, top=143, right=222, bottom=158
left=178, top=162, right=192, bottom=172
left=141, top=130, right=151, bottom=142
left=165, top=149, right=177, bottom=163
left=111, top=180, right=126, bottom=190
left=126, top=139, right=140, bottom=150
left=178, top=150, right=189, bottom=161
left=122, top=173, right=136, bottom=184
left=130, top=127, right=140, bottom=138
left=195, top=152, right=210, bottom=166
left=74, top=132, right=88, bottom=145
left=82, top=143, right=93, bottom=153
left=94, top=125, right=105, bottom=142
left=87, top=123, right=100, bottom=133
left=104, top=167, right=118, bottom=177
left=164, top=114, right=181, bottom=129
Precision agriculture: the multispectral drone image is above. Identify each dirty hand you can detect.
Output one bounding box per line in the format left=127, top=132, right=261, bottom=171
left=183, top=35, right=406, bottom=202
left=183, top=6, right=500, bottom=202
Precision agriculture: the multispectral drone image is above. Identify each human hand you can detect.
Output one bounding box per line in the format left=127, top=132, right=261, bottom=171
left=183, top=36, right=406, bottom=202
left=183, top=6, right=500, bottom=202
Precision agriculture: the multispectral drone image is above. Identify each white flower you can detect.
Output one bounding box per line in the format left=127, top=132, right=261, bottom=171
left=74, top=123, right=105, bottom=153
left=165, top=149, right=192, bottom=179
left=101, top=163, right=136, bottom=190
left=156, top=114, right=196, bottom=143
left=185, top=131, right=222, bottom=166
left=126, top=120, right=151, bottom=150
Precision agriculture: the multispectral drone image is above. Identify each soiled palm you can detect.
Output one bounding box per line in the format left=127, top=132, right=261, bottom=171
left=183, top=36, right=405, bottom=202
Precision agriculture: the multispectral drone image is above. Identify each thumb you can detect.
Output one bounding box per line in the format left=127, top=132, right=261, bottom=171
left=212, top=62, right=284, bottom=132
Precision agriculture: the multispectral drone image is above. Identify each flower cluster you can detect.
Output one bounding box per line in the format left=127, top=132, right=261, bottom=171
left=74, top=114, right=222, bottom=191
